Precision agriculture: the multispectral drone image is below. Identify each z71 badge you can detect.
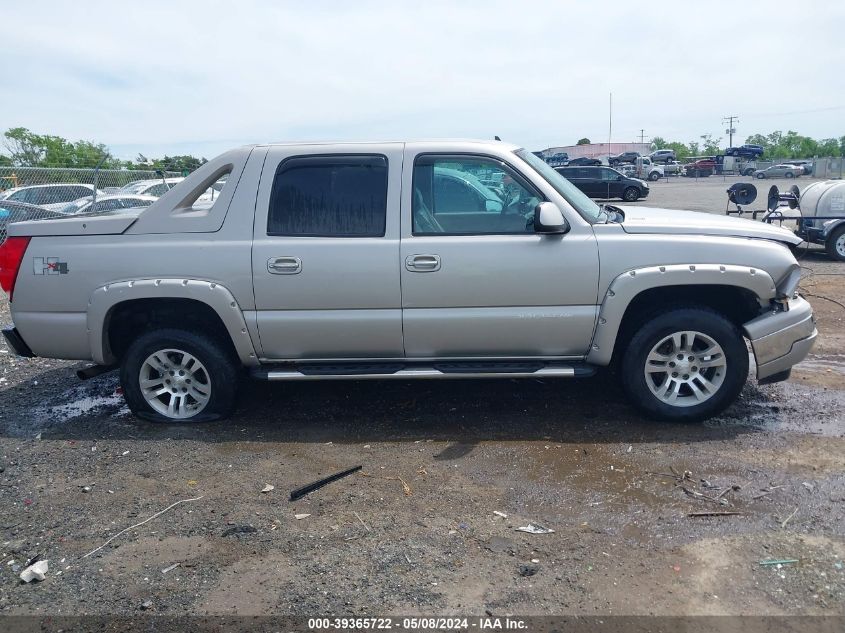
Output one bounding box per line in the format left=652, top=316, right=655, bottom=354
left=33, top=257, right=69, bottom=275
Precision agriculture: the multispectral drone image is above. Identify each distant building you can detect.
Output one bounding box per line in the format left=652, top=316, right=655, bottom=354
left=538, top=142, right=653, bottom=159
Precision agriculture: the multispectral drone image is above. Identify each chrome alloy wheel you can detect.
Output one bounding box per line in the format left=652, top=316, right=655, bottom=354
left=643, top=331, right=726, bottom=407
left=139, top=348, right=211, bottom=419
left=836, top=232, right=845, bottom=258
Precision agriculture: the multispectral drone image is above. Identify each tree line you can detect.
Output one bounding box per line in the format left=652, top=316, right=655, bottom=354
left=651, top=131, right=845, bottom=161
left=0, top=127, right=207, bottom=173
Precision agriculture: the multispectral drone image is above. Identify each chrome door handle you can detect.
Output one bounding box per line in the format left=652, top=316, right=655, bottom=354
left=267, top=256, right=302, bottom=274
left=405, top=254, right=441, bottom=272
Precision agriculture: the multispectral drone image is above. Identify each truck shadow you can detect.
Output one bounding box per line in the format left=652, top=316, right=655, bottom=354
left=0, top=362, right=777, bottom=446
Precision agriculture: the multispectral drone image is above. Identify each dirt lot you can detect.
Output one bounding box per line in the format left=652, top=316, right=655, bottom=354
left=1, top=180, right=843, bottom=625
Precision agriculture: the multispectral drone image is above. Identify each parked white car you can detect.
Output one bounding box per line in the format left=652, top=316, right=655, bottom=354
left=56, top=194, right=157, bottom=215
left=118, top=178, right=221, bottom=202
left=117, top=178, right=183, bottom=197
left=0, top=183, right=103, bottom=210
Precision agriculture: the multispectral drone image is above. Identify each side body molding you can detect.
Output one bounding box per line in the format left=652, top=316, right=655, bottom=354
left=586, top=263, right=777, bottom=366
left=87, top=279, right=259, bottom=366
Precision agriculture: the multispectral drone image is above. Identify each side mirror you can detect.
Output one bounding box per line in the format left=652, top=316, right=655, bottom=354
left=533, top=202, right=569, bottom=234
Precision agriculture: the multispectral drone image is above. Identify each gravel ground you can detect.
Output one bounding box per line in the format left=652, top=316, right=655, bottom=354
left=1, top=182, right=843, bottom=624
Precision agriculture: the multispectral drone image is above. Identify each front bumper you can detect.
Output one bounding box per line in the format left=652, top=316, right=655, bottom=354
left=2, top=326, right=35, bottom=358
left=743, top=296, right=817, bottom=382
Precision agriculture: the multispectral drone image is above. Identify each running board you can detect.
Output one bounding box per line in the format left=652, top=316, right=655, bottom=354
left=251, top=362, right=596, bottom=381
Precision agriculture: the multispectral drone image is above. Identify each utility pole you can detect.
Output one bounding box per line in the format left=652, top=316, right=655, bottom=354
left=722, top=115, right=738, bottom=147
left=638, top=129, right=647, bottom=144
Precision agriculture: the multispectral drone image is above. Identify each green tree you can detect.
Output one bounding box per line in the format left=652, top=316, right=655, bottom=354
left=3, top=127, right=114, bottom=168
left=818, top=138, right=839, bottom=157
left=700, top=134, right=722, bottom=156
left=651, top=136, right=667, bottom=149
left=576, top=138, right=590, bottom=145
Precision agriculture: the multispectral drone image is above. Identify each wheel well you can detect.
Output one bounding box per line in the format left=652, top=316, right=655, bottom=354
left=611, top=285, right=762, bottom=364
left=104, top=298, right=236, bottom=363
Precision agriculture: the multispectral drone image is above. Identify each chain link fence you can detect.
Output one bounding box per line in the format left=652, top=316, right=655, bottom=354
left=0, top=166, right=184, bottom=242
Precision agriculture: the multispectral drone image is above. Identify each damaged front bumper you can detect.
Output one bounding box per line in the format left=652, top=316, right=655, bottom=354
left=743, top=296, right=817, bottom=383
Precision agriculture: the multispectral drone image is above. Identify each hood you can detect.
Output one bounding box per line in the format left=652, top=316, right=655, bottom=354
left=619, top=206, right=801, bottom=245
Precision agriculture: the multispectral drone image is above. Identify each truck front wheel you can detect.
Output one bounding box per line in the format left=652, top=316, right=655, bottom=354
left=120, top=328, right=239, bottom=422
left=620, top=308, right=748, bottom=422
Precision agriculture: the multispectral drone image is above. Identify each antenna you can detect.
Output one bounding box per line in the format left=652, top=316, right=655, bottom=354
left=608, top=92, right=612, bottom=157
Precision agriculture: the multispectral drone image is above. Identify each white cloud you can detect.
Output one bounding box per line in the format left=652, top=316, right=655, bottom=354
left=1, top=0, right=843, bottom=159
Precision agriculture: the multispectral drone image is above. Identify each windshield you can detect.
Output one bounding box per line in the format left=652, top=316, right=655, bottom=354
left=515, top=149, right=603, bottom=222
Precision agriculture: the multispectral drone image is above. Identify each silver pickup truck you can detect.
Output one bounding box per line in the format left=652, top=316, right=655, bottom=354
left=0, top=140, right=816, bottom=423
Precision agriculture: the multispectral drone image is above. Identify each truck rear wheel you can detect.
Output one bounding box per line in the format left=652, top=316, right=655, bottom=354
left=826, top=225, right=845, bottom=262
left=620, top=308, right=748, bottom=422
left=120, top=328, right=238, bottom=422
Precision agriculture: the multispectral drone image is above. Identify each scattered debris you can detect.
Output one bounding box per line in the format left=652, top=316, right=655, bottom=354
left=688, top=511, right=743, bottom=517
left=780, top=507, right=799, bottom=529
left=802, top=482, right=815, bottom=493
left=20, top=560, right=48, bottom=583
left=759, top=559, right=799, bottom=566
left=294, top=513, right=311, bottom=520
left=290, top=465, right=362, bottom=501
left=261, top=484, right=274, bottom=493
left=82, top=495, right=205, bottom=558
left=140, top=600, right=153, bottom=610
left=486, top=536, right=517, bottom=554
left=493, top=511, right=508, bottom=519
left=161, top=562, right=180, bottom=574
left=516, top=523, right=555, bottom=535
left=681, top=486, right=728, bottom=506
left=34, top=433, right=41, bottom=440
left=81, top=486, right=92, bottom=493
left=221, top=525, right=257, bottom=537
left=518, top=564, right=539, bottom=577
left=353, top=511, right=370, bottom=532
left=360, top=471, right=412, bottom=496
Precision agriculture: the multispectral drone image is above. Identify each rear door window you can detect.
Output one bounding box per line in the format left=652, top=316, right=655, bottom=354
left=268, top=155, right=388, bottom=237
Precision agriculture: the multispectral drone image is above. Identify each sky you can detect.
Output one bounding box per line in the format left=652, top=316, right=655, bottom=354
left=2, top=1, right=844, bottom=160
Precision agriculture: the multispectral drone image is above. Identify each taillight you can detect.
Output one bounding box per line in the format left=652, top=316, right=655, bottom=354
left=0, top=236, right=31, bottom=301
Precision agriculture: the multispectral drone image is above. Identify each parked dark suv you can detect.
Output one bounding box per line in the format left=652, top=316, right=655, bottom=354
left=556, top=166, right=649, bottom=202
left=608, top=151, right=641, bottom=166
left=567, top=156, right=603, bottom=166
left=725, top=144, right=764, bottom=159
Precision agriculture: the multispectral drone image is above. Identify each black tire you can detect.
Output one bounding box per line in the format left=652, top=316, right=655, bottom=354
left=620, top=308, right=749, bottom=423
left=756, top=172, right=765, bottom=179
left=648, top=171, right=660, bottom=182
left=622, top=187, right=640, bottom=202
left=743, top=168, right=755, bottom=177
left=785, top=171, right=794, bottom=178
left=120, top=328, right=239, bottom=423
left=826, top=224, right=845, bottom=262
